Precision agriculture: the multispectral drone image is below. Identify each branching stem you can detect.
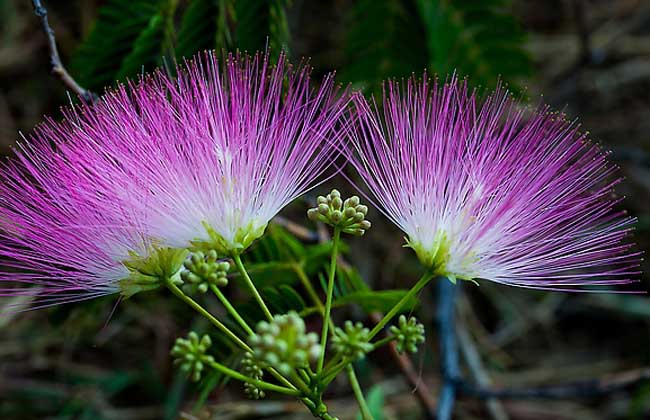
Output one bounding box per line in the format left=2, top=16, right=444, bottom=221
left=318, top=228, right=341, bottom=372
left=233, top=254, right=273, bottom=321
left=347, top=364, right=374, bottom=420
left=368, top=271, right=435, bottom=340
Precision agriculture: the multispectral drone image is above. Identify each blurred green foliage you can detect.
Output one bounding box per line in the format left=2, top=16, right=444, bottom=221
left=70, top=0, right=531, bottom=92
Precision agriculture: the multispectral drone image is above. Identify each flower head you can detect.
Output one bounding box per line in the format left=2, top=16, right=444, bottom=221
left=142, top=51, right=348, bottom=255
left=248, top=311, right=321, bottom=375
left=331, top=320, right=373, bottom=360
left=347, top=76, right=640, bottom=290
left=171, top=332, right=215, bottom=382
left=0, top=51, right=347, bottom=310
left=0, top=139, right=171, bottom=309
left=389, top=315, right=425, bottom=354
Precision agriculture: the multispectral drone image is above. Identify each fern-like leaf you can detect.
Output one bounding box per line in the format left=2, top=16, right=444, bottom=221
left=116, top=14, right=165, bottom=81
left=341, top=0, right=428, bottom=90
left=71, top=0, right=164, bottom=91
left=416, top=0, right=532, bottom=88
left=176, top=0, right=234, bottom=60
left=343, top=0, right=531, bottom=91
left=235, top=0, right=290, bottom=56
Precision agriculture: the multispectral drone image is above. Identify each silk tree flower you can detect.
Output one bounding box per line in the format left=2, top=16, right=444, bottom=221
left=0, top=140, right=188, bottom=307
left=123, top=51, right=348, bottom=255
left=347, top=76, right=640, bottom=290
left=0, top=51, right=347, bottom=308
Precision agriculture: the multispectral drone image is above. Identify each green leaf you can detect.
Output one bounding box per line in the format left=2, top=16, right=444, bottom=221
left=416, top=0, right=532, bottom=89
left=234, top=0, right=290, bottom=55
left=341, top=0, right=428, bottom=90
left=343, top=0, right=531, bottom=92
left=176, top=0, right=234, bottom=60
left=279, top=284, right=307, bottom=311
left=116, top=14, right=166, bottom=82
left=356, top=384, right=385, bottom=420
left=193, top=354, right=237, bottom=411
left=334, top=290, right=417, bottom=314
left=71, top=0, right=164, bottom=90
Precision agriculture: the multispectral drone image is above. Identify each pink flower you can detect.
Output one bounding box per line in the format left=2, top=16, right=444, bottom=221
left=347, top=76, right=640, bottom=290
left=0, top=51, right=348, bottom=308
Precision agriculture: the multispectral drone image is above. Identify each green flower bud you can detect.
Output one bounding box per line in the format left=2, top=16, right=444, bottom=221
left=345, top=196, right=360, bottom=207
left=307, top=189, right=372, bottom=236
left=307, top=208, right=320, bottom=221
left=179, top=250, right=230, bottom=294
left=331, top=321, right=373, bottom=361
left=389, top=315, right=425, bottom=354
left=317, top=196, right=329, bottom=205
left=331, top=196, right=343, bottom=210
left=248, top=312, right=321, bottom=375
left=171, top=332, right=214, bottom=382
left=241, top=352, right=266, bottom=400
left=318, top=203, right=330, bottom=215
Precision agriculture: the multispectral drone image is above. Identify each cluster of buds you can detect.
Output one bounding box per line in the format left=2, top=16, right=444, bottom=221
left=308, top=189, right=371, bottom=236
left=241, top=352, right=266, bottom=400
left=389, top=315, right=426, bottom=354
left=171, top=332, right=214, bottom=382
left=331, top=321, right=373, bottom=361
left=179, top=250, right=230, bottom=294
left=248, top=312, right=321, bottom=375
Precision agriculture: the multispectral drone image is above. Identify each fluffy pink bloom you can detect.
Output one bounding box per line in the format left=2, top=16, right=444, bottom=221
left=347, top=76, right=640, bottom=290
left=0, top=51, right=347, bottom=308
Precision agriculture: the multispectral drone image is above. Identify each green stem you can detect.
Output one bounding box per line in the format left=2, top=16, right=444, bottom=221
left=207, top=360, right=300, bottom=396
left=295, top=264, right=325, bottom=315
left=167, top=280, right=294, bottom=391
left=372, top=335, right=396, bottom=350
left=320, top=358, right=350, bottom=386
left=368, top=271, right=435, bottom=340
left=290, top=369, right=316, bottom=397
left=320, top=351, right=344, bottom=375
left=166, top=280, right=249, bottom=351
left=318, top=228, right=341, bottom=372
left=233, top=254, right=273, bottom=321
left=347, top=365, right=374, bottom=420
left=295, top=263, right=336, bottom=333
left=210, top=284, right=254, bottom=336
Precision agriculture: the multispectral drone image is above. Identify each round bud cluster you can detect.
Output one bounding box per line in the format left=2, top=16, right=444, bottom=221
left=171, top=332, right=214, bottom=382
left=241, top=352, right=266, bottom=400
left=307, top=189, right=371, bottom=236
left=331, top=320, right=374, bottom=361
left=389, top=315, right=426, bottom=354
left=180, top=250, right=230, bottom=294
left=248, top=311, right=321, bottom=375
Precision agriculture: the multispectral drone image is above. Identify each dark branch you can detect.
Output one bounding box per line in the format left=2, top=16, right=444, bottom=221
left=458, top=367, right=650, bottom=400
left=31, top=0, right=97, bottom=102
left=437, top=279, right=459, bottom=420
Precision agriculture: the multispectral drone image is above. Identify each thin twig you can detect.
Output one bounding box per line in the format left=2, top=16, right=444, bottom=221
left=370, top=312, right=437, bottom=420
left=31, top=0, right=96, bottom=102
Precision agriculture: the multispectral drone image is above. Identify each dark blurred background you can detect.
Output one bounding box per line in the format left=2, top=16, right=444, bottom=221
left=1, top=0, right=649, bottom=419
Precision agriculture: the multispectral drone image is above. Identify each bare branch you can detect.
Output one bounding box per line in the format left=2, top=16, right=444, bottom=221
left=31, top=0, right=97, bottom=102
left=459, top=367, right=650, bottom=400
